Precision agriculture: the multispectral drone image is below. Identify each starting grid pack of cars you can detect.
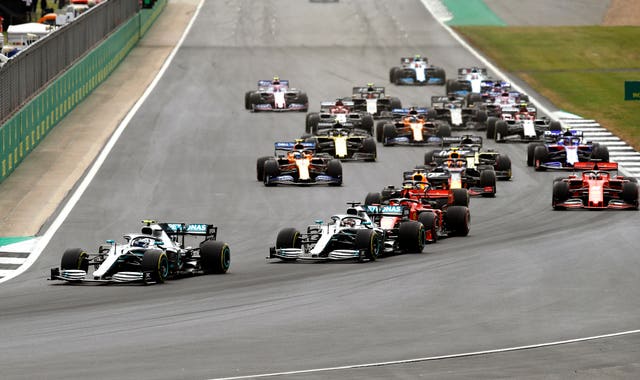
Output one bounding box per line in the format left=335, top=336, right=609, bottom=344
left=49, top=57, right=639, bottom=284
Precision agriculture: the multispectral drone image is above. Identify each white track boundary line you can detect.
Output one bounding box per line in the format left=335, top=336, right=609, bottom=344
left=0, top=0, right=207, bottom=285
left=209, top=329, right=640, bottom=380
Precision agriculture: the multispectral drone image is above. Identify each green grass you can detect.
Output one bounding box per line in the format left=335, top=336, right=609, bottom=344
left=455, top=26, right=640, bottom=150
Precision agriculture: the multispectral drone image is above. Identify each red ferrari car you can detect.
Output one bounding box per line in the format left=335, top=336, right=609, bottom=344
left=552, top=162, right=638, bottom=210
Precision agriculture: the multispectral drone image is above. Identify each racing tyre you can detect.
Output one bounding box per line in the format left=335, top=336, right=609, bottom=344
left=361, top=114, right=374, bottom=135
left=552, top=181, right=570, bottom=210
left=263, top=159, right=280, bottom=186
left=467, top=93, right=483, bottom=106
left=244, top=91, right=253, bottom=110
left=376, top=122, right=386, bottom=142
left=592, top=145, right=610, bottom=162
left=436, top=124, right=452, bottom=138
left=418, top=212, right=438, bottom=244
left=452, top=188, right=470, bottom=206
left=479, top=170, right=497, bottom=197
left=297, top=93, right=309, bottom=111
left=326, top=160, right=342, bottom=186
left=474, top=110, right=488, bottom=123
left=398, top=221, right=425, bottom=253
left=495, top=155, right=512, bottom=177
left=445, top=79, right=458, bottom=94
left=362, top=138, right=377, bottom=161
left=249, top=93, right=262, bottom=110
left=495, top=121, right=508, bottom=143
left=389, top=67, right=400, bottom=84
left=549, top=121, right=562, bottom=132
left=276, top=228, right=302, bottom=249
left=424, top=149, right=437, bottom=165
left=390, top=97, right=402, bottom=110
left=356, top=229, right=380, bottom=261
left=533, top=145, right=549, bottom=171
left=427, top=109, right=438, bottom=120
left=434, top=68, right=446, bottom=84
left=61, top=248, right=89, bottom=272
left=200, top=240, right=230, bottom=274
left=445, top=206, right=470, bottom=236
left=306, top=113, right=319, bottom=134
left=527, top=143, right=542, bottom=167
left=486, top=117, right=498, bottom=139
left=621, top=182, right=639, bottom=208
left=141, top=249, right=169, bottom=283
left=256, top=156, right=271, bottom=181
left=365, top=192, right=382, bottom=205
left=382, top=124, right=397, bottom=146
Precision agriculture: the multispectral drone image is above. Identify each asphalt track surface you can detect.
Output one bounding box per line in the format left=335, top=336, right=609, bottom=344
left=1, top=1, right=639, bottom=379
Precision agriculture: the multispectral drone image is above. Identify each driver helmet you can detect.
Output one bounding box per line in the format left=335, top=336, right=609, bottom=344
left=335, top=99, right=344, bottom=107
left=133, top=238, right=150, bottom=248
left=408, top=116, right=418, bottom=123
left=414, top=54, right=422, bottom=61
left=341, top=218, right=356, bottom=227
left=272, top=75, right=280, bottom=85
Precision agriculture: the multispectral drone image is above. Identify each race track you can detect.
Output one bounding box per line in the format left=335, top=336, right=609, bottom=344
left=1, top=1, right=639, bottom=379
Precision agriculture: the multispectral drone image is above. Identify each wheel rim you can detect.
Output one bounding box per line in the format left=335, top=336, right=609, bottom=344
left=221, top=246, right=230, bottom=270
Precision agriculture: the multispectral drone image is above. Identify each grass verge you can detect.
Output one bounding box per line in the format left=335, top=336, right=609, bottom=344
left=455, top=26, right=640, bottom=150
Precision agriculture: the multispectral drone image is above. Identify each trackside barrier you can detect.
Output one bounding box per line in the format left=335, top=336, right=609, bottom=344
left=0, top=0, right=167, bottom=182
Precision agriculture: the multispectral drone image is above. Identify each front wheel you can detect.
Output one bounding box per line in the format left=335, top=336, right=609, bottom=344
left=141, top=249, right=169, bottom=283
left=61, top=248, right=89, bottom=272
left=355, top=229, right=380, bottom=261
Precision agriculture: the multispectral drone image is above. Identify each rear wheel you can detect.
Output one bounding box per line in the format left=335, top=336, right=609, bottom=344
left=200, top=240, right=230, bottom=274
left=356, top=229, right=380, bottom=261
left=495, top=155, right=511, bottom=176
left=552, top=181, right=570, bottom=210
left=390, top=97, right=402, bottom=110
left=398, top=221, right=425, bottom=253
left=364, top=192, right=382, bottom=205
left=361, top=114, right=374, bottom=135
left=297, top=93, right=309, bottom=111
left=244, top=91, right=253, bottom=110
left=445, top=206, right=470, bottom=236
left=592, top=144, right=610, bottom=162
left=474, top=110, right=488, bottom=123
left=141, top=249, right=169, bottom=283
left=549, top=121, right=562, bottom=132
left=61, top=248, right=89, bottom=271
left=424, top=149, right=437, bottom=165
left=376, top=122, right=385, bottom=142
left=437, top=124, right=451, bottom=138
left=452, top=188, right=469, bottom=206
left=389, top=67, right=399, bottom=83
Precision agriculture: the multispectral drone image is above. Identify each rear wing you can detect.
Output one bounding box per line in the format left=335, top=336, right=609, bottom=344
left=319, top=100, right=355, bottom=108
left=274, top=141, right=316, bottom=152
left=458, top=67, right=488, bottom=76
left=258, top=79, right=289, bottom=87
left=365, top=204, right=408, bottom=217
left=352, top=86, right=385, bottom=95
left=390, top=107, right=429, bottom=115
left=573, top=162, right=618, bottom=171
left=442, top=135, right=483, bottom=147
left=401, top=56, right=428, bottom=64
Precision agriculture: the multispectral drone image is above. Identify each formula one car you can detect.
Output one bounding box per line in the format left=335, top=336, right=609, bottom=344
left=389, top=55, right=446, bottom=85
left=305, top=99, right=374, bottom=135
left=256, top=141, right=342, bottom=186
left=552, top=164, right=638, bottom=210
left=365, top=182, right=470, bottom=237
left=50, top=220, right=230, bottom=284
left=350, top=84, right=402, bottom=118
left=303, top=120, right=377, bottom=161
left=245, top=76, right=308, bottom=112
left=424, top=135, right=512, bottom=180
left=446, top=67, right=508, bottom=95
left=527, top=130, right=611, bottom=170
left=430, top=95, right=488, bottom=130
left=487, top=115, right=562, bottom=143
left=268, top=205, right=388, bottom=261
left=406, top=159, right=497, bottom=197
left=377, top=108, right=451, bottom=146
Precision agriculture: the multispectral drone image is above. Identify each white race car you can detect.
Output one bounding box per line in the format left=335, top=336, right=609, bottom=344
left=50, top=220, right=230, bottom=284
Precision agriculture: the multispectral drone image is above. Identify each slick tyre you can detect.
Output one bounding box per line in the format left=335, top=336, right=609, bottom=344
left=445, top=206, right=470, bottom=236
left=382, top=124, right=397, bottom=146
left=552, top=181, right=570, bottom=210
left=621, top=182, right=639, bottom=208
left=364, top=192, right=382, bottom=205
left=390, top=97, right=402, bottom=110
left=326, top=160, right=343, bottom=186
left=263, top=159, right=280, bottom=186
left=376, top=121, right=385, bottom=142
left=256, top=156, right=271, bottom=181
left=452, top=188, right=470, bottom=206
left=141, top=249, right=169, bottom=283
left=361, top=114, right=374, bottom=135
left=527, top=143, right=542, bottom=167
left=362, top=138, right=377, bottom=161
left=592, top=145, right=610, bottom=162
left=306, top=113, right=319, bottom=134
left=495, top=155, right=512, bottom=178
left=534, top=145, right=549, bottom=171
left=61, top=248, right=89, bottom=272
left=200, top=240, right=231, bottom=274
left=398, top=221, right=425, bottom=253
left=244, top=91, right=253, bottom=110
left=479, top=170, right=497, bottom=197
left=356, top=229, right=380, bottom=261
left=276, top=228, right=302, bottom=249
left=495, top=121, right=508, bottom=143
left=486, top=117, right=498, bottom=139
left=436, top=124, right=452, bottom=138
left=418, top=212, right=438, bottom=244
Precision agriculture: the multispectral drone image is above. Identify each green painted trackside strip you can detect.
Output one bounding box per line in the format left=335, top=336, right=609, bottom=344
left=442, top=0, right=506, bottom=26
left=0, top=236, right=35, bottom=247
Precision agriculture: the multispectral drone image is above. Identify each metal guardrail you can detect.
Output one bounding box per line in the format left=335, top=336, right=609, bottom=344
left=0, top=0, right=139, bottom=125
